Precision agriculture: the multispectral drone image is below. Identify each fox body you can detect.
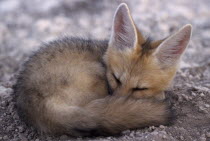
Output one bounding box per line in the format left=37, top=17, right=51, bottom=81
left=14, top=3, right=192, bottom=136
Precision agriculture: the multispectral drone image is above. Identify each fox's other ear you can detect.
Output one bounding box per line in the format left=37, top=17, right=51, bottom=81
left=155, top=24, right=192, bottom=68
left=109, top=3, right=137, bottom=50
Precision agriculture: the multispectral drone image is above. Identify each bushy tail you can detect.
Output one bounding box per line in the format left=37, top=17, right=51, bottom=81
left=39, top=96, right=173, bottom=137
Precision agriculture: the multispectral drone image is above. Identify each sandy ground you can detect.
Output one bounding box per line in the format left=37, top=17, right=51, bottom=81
left=0, top=0, right=210, bottom=140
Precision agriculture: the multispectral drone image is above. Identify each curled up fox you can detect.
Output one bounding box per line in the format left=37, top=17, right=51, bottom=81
left=14, top=3, right=192, bottom=137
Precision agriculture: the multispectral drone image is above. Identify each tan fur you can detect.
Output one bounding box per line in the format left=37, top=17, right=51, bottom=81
left=104, top=42, right=177, bottom=99
left=14, top=3, right=191, bottom=137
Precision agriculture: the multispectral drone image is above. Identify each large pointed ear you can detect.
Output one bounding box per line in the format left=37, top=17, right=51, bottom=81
left=109, top=3, right=138, bottom=50
left=155, top=24, right=192, bottom=68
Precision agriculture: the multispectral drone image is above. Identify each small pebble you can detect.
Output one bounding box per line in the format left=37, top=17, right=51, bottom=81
left=151, top=131, right=158, bottom=135
left=199, top=106, right=205, bottom=111
left=162, top=135, right=167, bottom=139
left=107, top=137, right=112, bottom=140
left=180, top=136, right=184, bottom=140
left=59, top=135, right=69, bottom=140
left=6, top=125, right=13, bottom=131
left=182, top=94, right=189, bottom=101
left=205, top=104, right=210, bottom=108
left=1, top=101, right=8, bottom=107
left=129, top=131, right=135, bottom=137
left=200, top=134, right=206, bottom=141
left=200, top=137, right=206, bottom=141
left=19, top=134, right=28, bottom=141
left=46, top=137, right=52, bottom=140
left=149, top=126, right=156, bottom=131
left=122, top=130, right=130, bottom=135
left=160, top=131, right=167, bottom=134
left=159, top=125, right=165, bottom=129
left=3, top=136, right=8, bottom=140
left=18, top=126, right=24, bottom=133
left=178, top=96, right=183, bottom=102
left=191, top=92, right=197, bottom=96
left=200, top=93, right=205, bottom=97
left=206, top=132, right=210, bottom=138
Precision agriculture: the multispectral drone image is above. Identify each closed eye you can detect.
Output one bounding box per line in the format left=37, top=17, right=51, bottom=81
left=112, top=73, right=121, bottom=85
left=132, top=87, right=148, bottom=92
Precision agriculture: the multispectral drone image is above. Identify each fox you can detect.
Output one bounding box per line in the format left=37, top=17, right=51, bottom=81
left=14, top=3, right=192, bottom=137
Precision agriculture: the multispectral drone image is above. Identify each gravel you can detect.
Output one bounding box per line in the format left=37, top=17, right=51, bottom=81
left=0, top=0, right=210, bottom=140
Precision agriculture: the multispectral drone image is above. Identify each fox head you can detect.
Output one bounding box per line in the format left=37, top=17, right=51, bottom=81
left=103, top=3, right=192, bottom=99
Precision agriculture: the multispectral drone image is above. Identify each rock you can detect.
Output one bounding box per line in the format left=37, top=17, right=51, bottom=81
left=159, top=125, right=165, bottom=129
left=11, top=139, right=19, bottom=141
left=200, top=134, right=207, bottom=141
left=129, top=131, right=135, bottom=138
left=199, top=106, right=208, bottom=113
left=159, top=131, right=167, bottom=135
left=1, top=100, right=8, bottom=107
left=204, top=104, right=210, bottom=108
left=180, top=136, right=184, bottom=140
left=18, top=126, right=24, bottom=133
left=151, top=131, right=158, bottom=135
left=162, top=135, right=167, bottom=139
left=200, top=93, right=205, bottom=97
left=206, top=132, right=210, bottom=138
left=3, top=135, right=8, bottom=140
left=19, top=134, right=28, bottom=141
left=182, top=94, right=190, bottom=101
left=46, top=137, right=52, bottom=140
left=178, top=96, right=183, bottom=102
left=0, top=86, right=8, bottom=98
left=122, top=130, right=131, bottom=135
left=191, top=92, right=197, bottom=96
left=107, top=137, right=112, bottom=140
left=6, top=125, right=14, bottom=132
left=149, top=126, right=156, bottom=131
left=59, top=135, right=69, bottom=140
left=199, top=106, right=205, bottom=111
